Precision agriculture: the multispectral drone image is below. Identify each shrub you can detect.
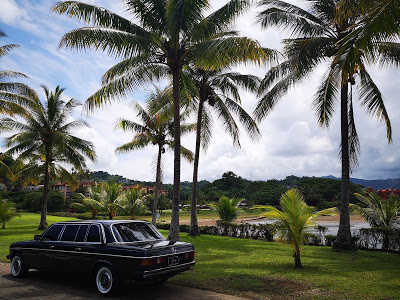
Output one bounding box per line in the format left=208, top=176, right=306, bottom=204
left=22, top=191, right=65, bottom=212
left=210, top=196, right=240, bottom=222
left=69, top=202, right=87, bottom=213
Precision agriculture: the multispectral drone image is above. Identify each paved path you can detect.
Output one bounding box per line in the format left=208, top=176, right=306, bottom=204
left=0, top=263, right=248, bottom=300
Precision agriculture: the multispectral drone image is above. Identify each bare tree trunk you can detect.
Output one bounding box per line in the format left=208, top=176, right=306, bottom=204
left=38, top=147, right=50, bottom=230
left=152, top=143, right=162, bottom=226
left=189, top=100, right=204, bottom=236
left=334, top=81, right=356, bottom=251
left=168, top=67, right=181, bottom=241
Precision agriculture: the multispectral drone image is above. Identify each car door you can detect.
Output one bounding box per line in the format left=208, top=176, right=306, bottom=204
left=56, top=224, right=81, bottom=272
left=37, top=224, right=65, bottom=271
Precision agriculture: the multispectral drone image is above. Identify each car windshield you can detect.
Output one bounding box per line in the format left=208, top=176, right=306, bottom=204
left=112, top=222, right=164, bottom=242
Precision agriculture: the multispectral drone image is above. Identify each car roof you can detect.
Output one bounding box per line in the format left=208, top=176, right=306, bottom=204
left=53, top=220, right=150, bottom=225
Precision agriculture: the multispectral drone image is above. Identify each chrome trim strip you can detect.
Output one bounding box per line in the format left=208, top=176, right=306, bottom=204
left=141, top=261, right=196, bottom=278
left=9, top=247, right=194, bottom=259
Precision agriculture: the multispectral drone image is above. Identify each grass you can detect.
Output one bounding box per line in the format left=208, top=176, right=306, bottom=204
left=1, top=213, right=399, bottom=299
left=0, top=213, right=77, bottom=261
left=166, top=232, right=400, bottom=300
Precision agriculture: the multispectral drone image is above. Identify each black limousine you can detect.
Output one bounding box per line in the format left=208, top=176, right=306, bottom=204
left=7, top=220, right=195, bottom=295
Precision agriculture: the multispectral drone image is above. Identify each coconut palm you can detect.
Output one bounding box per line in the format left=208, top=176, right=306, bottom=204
left=0, top=199, right=20, bottom=229
left=115, top=88, right=194, bottom=225
left=0, top=85, right=96, bottom=229
left=100, top=182, right=126, bottom=220
left=123, top=187, right=147, bottom=219
left=182, top=67, right=261, bottom=236
left=210, top=196, right=240, bottom=222
left=353, top=189, right=400, bottom=229
left=254, top=0, right=394, bottom=250
left=0, top=29, right=37, bottom=115
left=52, top=0, right=272, bottom=240
left=353, top=189, right=400, bottom=250
left=260, top=189, right=337, bottom=268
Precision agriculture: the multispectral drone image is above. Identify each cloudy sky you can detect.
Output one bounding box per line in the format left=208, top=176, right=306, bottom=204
left=1, top=0, right=399, bottom=183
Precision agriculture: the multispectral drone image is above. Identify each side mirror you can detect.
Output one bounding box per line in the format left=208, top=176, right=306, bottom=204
left=34, top=235, right=42, bottom=241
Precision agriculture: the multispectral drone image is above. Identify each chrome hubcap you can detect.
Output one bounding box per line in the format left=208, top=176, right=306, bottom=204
left=96, top=267, right=112, bottom=294
left=11, top=256, right=21, bottom=276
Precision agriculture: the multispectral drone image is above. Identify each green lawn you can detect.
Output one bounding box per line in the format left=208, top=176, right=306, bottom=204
left=1, top=213, right=399, bottom=299
left=168, top=233, right=400, bottom=299
left=0, top=213, right=77, bottom=261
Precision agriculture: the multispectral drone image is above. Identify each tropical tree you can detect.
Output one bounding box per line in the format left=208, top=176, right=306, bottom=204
left=0, top=199, right=20, bottom=229
left=210, top=196, right=240, bottom=222
left=52, top=0, right=272, bottom=240
left=259, top=189, right=337, bottom=268
left=0, top=85, right=96, bottom=229
left=353, top=189, right=400, bottom=250
left=73, top=192, right=102, bottom=218
left=101, top=182, right=125, bottom=220
left=115, top=88, right=194, bottom=225
left=254, top=0, right=394, bottom=250
left=0, top=29, right=37, bottom=116
left=182, top=67, right=261, bottom=236
left=123, top=187, right=147, bottom=219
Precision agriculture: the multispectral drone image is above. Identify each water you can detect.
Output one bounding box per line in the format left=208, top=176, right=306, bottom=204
left=250, top=220, right=371, bottom=235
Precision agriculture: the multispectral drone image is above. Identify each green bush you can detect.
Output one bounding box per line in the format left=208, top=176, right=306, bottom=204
left=69, top=202, right=87, bottom=213
left=22, top=191, right=65, bottom=212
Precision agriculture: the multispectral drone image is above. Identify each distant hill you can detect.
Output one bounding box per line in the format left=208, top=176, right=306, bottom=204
left=321, top=175, right=400, bottom=189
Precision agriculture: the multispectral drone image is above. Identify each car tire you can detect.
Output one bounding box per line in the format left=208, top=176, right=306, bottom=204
left=95, top=265, right=118, bottom=296
left=10, top=253, right=28, bottom=278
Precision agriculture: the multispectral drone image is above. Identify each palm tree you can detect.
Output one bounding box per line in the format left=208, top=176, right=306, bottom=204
left=0, top=85, right=96, bottom=229
left=0, top=199, right=20, bottom=229
left=101, top=182, right=125, bottom=220
left=210, top=196, right=240, bottom=222
left=123, top=187, right=147, bottom=219
left=353, top=189, right=400, bottom=250
left=115, top=88, right=194, bottom=225
left=182, top=67, right=261, bottom=236
left=0, top=29, right=37, bottom=115
left=254, top=0, right=394, bottom=250
left=52, top=0, right=272, bottom=240
left=259, top=189, right=336, bottom=268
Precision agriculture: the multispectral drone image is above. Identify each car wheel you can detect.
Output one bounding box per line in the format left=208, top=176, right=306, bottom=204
left=10, top=253, right=28, bottom=278
left=95, top=265, right=118, bottom=295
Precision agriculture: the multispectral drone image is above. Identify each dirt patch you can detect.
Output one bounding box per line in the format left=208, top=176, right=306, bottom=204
left=175, top=214, right=365, bottom=227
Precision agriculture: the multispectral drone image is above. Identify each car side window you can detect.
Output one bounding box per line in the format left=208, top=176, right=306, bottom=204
left=86, top=225, right=101, bottom=243
left=60, top=225, right=80, bottom=242
left=42, top=224, right=64, bottom=241
left=75, top=225, right=89, bottom=242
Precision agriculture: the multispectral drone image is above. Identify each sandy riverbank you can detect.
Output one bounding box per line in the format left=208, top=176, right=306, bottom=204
left=176, top=214, right=365, bottom=226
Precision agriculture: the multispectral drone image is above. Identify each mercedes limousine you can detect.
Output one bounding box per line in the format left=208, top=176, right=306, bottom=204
left=7, top=220, right=195, bottom=295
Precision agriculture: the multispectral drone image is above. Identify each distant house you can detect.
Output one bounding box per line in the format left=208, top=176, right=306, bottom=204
left=52, top=180, right=97, bottom=198
left=366, top=187, right=400, bottom=199
left=52, top=182, right=73, bottom=198
left=237, top=199, right=249, bottom=208
left=25, top=185, right=44, bottom=192
left=122, top=184, right=168, bottom=195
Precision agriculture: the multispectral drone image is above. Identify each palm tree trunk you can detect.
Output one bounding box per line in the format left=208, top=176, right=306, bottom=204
left=152, top=143, right=162, bottom=226
left=293, top=248, right=301, bottom=268
left=189, top=100, right=204, bottom=236
left=168, top=67, right=181, bottom=241
left=334, top=81, right=355, bottom=251
left=38, top=147, right=50, bottom=230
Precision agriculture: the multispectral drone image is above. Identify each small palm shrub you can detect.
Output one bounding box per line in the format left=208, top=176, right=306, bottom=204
left=210, top=196, right=240, bottom=222
left=0, top=200, right=20, bottom=229
left=258, top=189, right=336, bottom=268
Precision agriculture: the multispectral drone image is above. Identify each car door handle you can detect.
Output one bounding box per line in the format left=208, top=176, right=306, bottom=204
left=49, top=245, right=54, bottom=249
left=75, top=247, right=82, bottom=251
